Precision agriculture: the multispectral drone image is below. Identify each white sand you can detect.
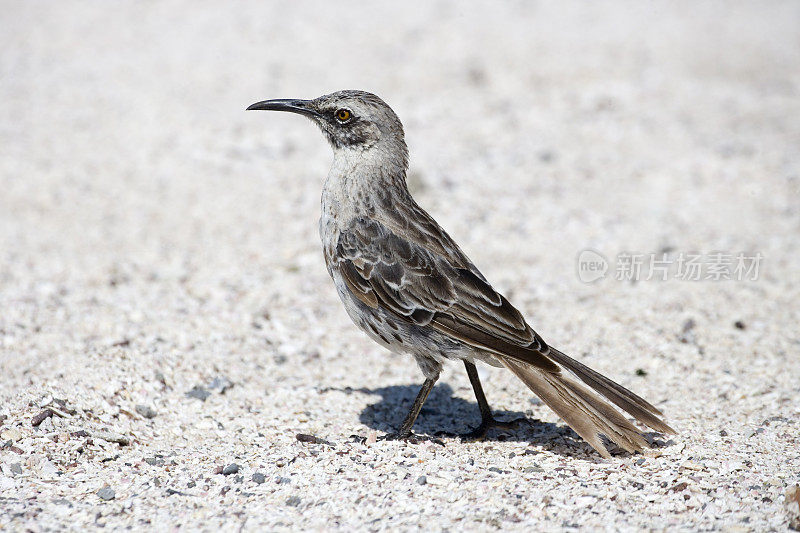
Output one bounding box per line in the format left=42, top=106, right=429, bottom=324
left=1, top=1, right=799, bottom=530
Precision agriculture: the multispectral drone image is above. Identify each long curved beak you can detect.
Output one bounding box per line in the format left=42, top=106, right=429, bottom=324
left=246, top=99, right=318, bottom=117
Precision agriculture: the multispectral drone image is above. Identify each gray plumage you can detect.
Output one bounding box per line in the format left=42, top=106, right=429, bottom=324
left=248, top=90, right=674, bottom=458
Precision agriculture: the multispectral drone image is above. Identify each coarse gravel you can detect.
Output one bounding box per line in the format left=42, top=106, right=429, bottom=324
left=1, top=1, right=799, bottom=531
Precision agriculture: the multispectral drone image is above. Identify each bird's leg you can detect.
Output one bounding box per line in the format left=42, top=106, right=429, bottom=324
left=382, top=376, right=438, bottom=441
left=459, top=361, right=527, bottom=441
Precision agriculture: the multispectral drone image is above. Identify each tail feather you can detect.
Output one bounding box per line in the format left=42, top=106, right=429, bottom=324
left=501, top=352, right=674, bottom=458
left=547, top=347, right=675, bottom=435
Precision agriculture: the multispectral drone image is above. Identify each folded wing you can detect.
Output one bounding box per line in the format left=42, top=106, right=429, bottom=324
left=335, top=215, right=559, bottom=373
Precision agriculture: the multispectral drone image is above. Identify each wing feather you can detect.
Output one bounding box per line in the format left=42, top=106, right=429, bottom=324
left=335, top=215, right=559, bottom=372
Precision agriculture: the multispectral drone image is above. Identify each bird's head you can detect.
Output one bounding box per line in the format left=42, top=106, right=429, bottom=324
left=247, top=90, right=406, bottom=156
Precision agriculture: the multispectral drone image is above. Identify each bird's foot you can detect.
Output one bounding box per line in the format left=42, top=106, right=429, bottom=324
left=439, top=416, right=528, bottom=442
left=379, top=431, right=445, bottom=446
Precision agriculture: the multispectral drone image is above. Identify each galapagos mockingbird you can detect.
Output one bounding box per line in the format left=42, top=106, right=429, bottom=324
left=247, top=90, right=674, bottom=457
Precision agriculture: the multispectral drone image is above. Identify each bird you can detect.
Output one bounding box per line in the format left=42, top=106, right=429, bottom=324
left=247, top=90, right=674, bottom=458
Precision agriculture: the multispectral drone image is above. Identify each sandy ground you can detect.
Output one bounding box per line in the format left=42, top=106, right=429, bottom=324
left=2, top=1, right=799, bottom=531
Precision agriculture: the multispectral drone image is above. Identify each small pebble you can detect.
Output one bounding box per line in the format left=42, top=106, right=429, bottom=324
left=681, top=461, right=703, bottom=471
left=296, top=433, right=332, bottom=445
left=10, top=463, right=22, bottom=475
left=734, top=320, right=746, bottom=330
left=488, top=467, right=503, bottom=474
left=671, top=482, right=689, bottom=492
left=97, top=486, right=115, bottom=501
left=2, top=428, right=22, bottom=441
left=222, top=463, right=239, bottom=475
left=286, top=496, right=302, bottom=507
left=135, top=405, right=157, bottom=419
left=252, top=473, right=266, bottom=484
left=416, top=476, right=427, bottom=485
left=185, top=386, right=211, bottom=401
left=4, top=443, right=23, bottom=455
left=31, top=409, right=54, bottom=427
left=90, top=430, right=129, bottom=446
left=679, top=318, right=696, bottom=343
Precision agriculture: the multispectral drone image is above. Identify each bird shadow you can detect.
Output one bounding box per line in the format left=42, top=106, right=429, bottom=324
left=356, top=382, right=607, bottom=458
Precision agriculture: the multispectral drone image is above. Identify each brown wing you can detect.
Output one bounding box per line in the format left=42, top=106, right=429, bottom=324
left=334, top=214, right=559, bottom=373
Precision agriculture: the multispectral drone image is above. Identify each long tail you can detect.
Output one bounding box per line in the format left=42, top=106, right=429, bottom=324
left=501, top=347, right=675, bottom=458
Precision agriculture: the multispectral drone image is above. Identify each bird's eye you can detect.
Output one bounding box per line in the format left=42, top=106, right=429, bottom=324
left=335, top=109, right=352, bottom=122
